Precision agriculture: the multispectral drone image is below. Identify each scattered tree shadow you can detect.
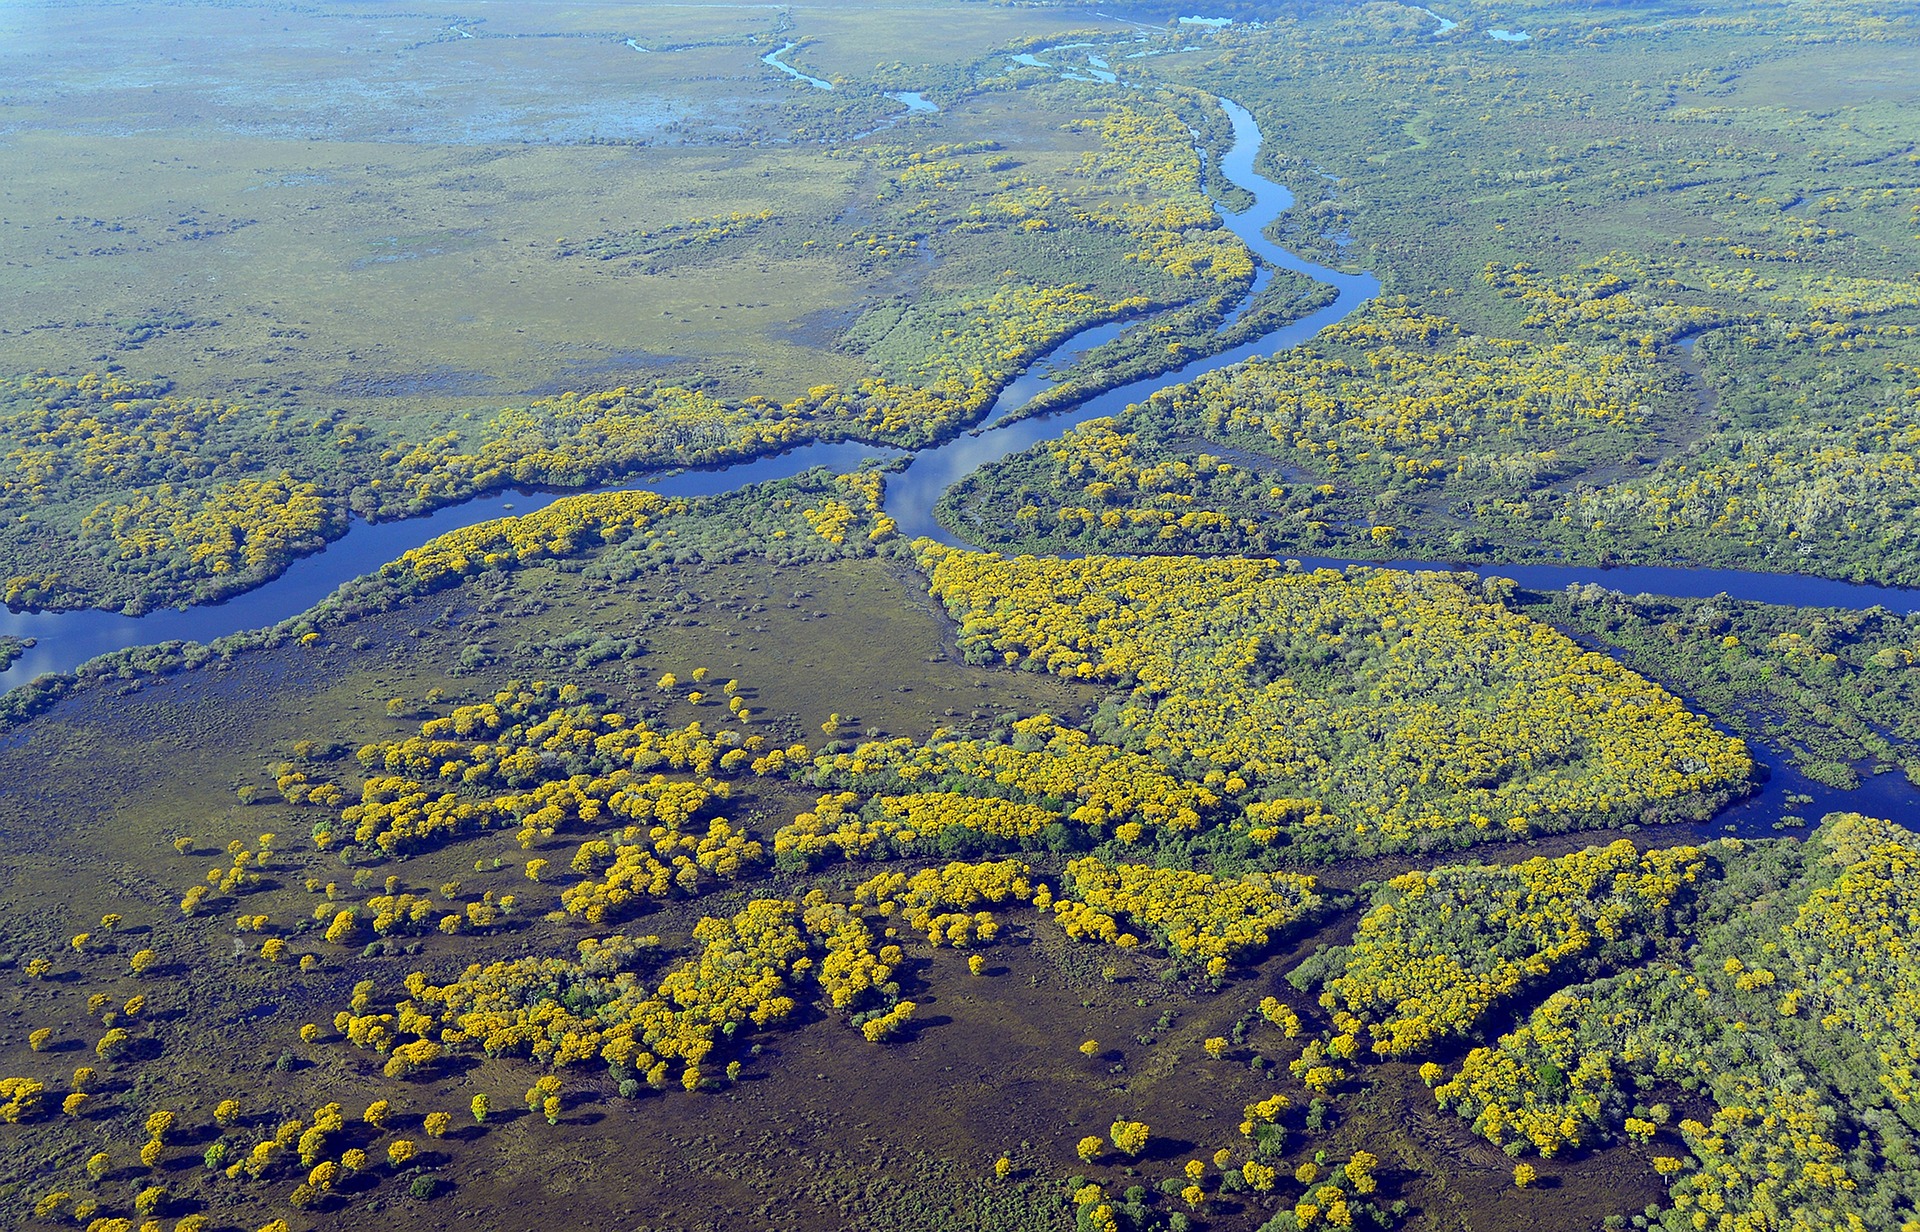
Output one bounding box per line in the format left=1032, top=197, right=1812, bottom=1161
left=1141, top=1134, right=1198, bottom=1163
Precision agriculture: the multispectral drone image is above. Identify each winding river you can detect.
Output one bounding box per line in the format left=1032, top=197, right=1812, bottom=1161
left=1, top=88, right=1915, bottom=828
left=761, top=41, right=834, bottom=90
left=885, top=99, right=1380, bottom=545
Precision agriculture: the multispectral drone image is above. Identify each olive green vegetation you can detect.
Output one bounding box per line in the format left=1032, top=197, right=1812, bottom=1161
left=946, top=0, right=1920, bottom=587
left=6, top=471, right=1911, bottom=1232
left=1525, top=586, right=1920, bottom=791
left=0, top=468, right=912, bottom=730
left=6, top=1, right=1920, bottom=613
left=994, top=266, right=1338, bottom=426
left=1290, top=816, right=1920, bottom=1232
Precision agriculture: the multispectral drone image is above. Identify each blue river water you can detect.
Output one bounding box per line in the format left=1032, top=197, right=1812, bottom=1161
left=883, top=98, right=1382, bottom=547
left=1, top=81, right=1914, bottom=828
left=0, top=440, right=900, bottom=689
left=761, top=42, right=833, bottom=90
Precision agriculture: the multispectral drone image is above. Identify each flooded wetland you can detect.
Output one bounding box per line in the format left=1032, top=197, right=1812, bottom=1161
left=2, top=4, right=1919, bottom=1232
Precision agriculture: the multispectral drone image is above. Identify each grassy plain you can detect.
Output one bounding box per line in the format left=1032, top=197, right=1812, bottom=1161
left=1, top=0, right=1281, bottom=612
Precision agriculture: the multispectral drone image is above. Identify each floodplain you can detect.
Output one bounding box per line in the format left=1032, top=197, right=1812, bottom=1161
left=1, top=3, right=1918, bottom=1232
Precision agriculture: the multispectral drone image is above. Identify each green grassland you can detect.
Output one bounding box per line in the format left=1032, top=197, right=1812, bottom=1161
left=8, top=1, right=1920, bottom=611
